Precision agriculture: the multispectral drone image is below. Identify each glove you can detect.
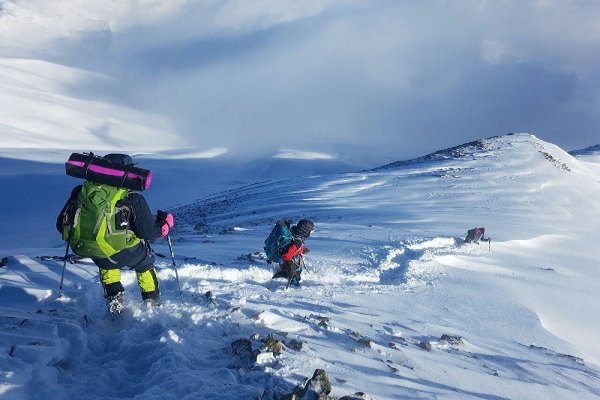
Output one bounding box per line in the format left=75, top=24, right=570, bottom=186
left=156, top=210, right=174, bottom=238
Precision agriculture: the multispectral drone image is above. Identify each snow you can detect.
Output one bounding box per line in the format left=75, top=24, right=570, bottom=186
left=1, top=133, right=600, bottom=399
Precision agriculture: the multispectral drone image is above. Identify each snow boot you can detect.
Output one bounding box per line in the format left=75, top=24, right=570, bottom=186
left=142, top=290, right=160, bottom=308
left=106, top=292, right=124, bottom=317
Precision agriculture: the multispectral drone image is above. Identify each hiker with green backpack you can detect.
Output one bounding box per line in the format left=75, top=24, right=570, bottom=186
left=265, top=219, right=314, bottom=287
left=56, top=153, right=173, bottom=315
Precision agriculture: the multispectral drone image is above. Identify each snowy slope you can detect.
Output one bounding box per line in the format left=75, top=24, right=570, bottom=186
left=1, top=134, right=600, bottom=399
left=0, top=148, right=359, bottom=251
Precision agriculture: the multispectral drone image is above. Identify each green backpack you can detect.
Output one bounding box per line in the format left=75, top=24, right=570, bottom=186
left=63, top=181, right=140, bottom=258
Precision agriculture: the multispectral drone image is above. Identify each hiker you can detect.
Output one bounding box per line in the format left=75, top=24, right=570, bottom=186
left=464, top=227, right=490, bottom=244
left=270, top=219, right=314, bottom=286
left=56, top=153, right=173, bottom=313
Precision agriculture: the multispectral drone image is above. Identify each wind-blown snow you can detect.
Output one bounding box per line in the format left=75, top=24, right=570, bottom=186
left=1, top=134, right=600, bottom=399
left=273, top=149, right=336, bottom=160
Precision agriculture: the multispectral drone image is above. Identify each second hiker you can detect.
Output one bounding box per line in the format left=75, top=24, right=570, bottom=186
left=267, top=219, right=314, bottom=286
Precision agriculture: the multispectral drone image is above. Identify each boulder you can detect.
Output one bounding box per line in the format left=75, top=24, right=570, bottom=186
left=291, top=369, right=332, bottom=399
left=231, top=338, right=259, bottom=366
left=440, top=334, right=463, bottom=346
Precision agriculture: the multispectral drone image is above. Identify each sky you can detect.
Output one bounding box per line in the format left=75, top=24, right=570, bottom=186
left=1, top=0, right=599, bottom=163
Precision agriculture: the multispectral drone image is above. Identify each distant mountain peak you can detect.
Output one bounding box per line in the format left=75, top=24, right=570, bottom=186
left=372, top=133, right=536, bottom=171
left=569, top=144, right=600, bottom=156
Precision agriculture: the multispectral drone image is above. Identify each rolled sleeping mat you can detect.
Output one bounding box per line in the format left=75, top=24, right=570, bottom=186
left=65, top=153, right=152, bottom=191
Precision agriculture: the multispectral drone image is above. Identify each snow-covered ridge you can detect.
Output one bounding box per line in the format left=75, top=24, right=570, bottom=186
left=371, top=136, right=497, bottom=170
left=174, top=133, right=590, bottom=238
left=570, top=144, right=600, bottom=155
left=1, top=134, right=600, bottom=399
left=370, top=133, right=572, bottom=171
left=570, top=144, right=600, bottom=164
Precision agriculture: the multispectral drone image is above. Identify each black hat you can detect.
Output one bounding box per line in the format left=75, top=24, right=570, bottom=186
left=291, top=219, right=314, bottom=238
left=103, top=153, right=133, bottom=166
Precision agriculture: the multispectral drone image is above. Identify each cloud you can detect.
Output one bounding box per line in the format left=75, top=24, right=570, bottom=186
left=1, top=0, right=599, bottom=161
left=136, top=147, right=228, bottom=159
left=273, top=149, right=335, bottom=160
left=0, top=58, right=184, bottom=151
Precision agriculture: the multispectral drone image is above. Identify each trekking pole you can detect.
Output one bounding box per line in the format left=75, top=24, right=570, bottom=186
left=300, top=257, right=310, bottom=275
left=166, top=234, right=185, bottom=304
left=57, top=240, right=70, bottom=297
left=488, top=238, right=492, bottom=251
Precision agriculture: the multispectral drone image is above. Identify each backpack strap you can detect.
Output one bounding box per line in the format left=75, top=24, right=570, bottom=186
left=118, top=163, right=134, bottom=189
left=82, top=152, right=95, bottom=180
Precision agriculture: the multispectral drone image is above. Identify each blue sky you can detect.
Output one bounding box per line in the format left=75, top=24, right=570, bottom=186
left=1, top=0, right=599, bottom=163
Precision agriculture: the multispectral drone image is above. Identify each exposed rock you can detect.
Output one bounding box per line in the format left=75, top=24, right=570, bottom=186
left=418, top=341, right=432, bottom=351
left=231, top=338, right=259, bottom=365
left=292, top=369, right=332, bottom=399
left=540, top=151, right=571, bottom=171
left=287, top=339, right=306, bottom=351
left=339, top=393, right=377, bottom=400
left=193, top=221, right=207, bottom=232
left=283, top=369, right=377, bottom=399
left=317, top=316, right=330, bottom=328
left=237, top=252, right=265, bottom=262
left=529, top=345, right=585, bottom=365
left=0, top=256, right=8, bottom=268
left=218, top=227, right=236, bottom=235
left=440, top=334, right=463, bottom=346
left=262, top=334, right=284, bottom=353
left=350, top=332, right=373, bottom=348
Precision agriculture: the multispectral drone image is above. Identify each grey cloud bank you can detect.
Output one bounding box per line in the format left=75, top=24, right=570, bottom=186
left=1, top=0, right=598, bottom=163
